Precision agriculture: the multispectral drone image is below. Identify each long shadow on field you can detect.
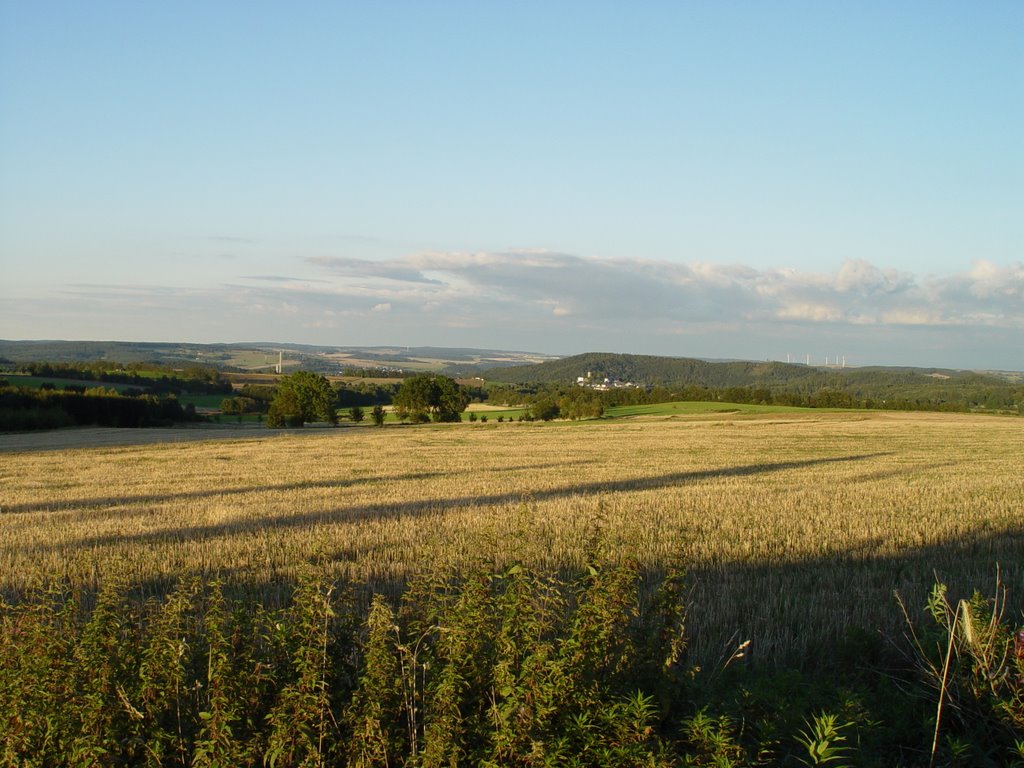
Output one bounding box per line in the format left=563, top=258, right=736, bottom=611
left=1, top=461, right=585, bottom=516
left=659, top=522, right=1024, bottom=672
left=36, top=453, right=889, bottom=553
left=55, top=521, right=1023, bottom=680
left=2, top=473, right=444, bottom=515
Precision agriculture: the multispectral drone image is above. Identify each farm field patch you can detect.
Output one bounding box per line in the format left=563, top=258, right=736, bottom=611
left=2, top=373, right=140, bottom=392
left=1, top=411, right=1020, bottom=666
left=176, top=392, right=232, bottom=410
left=602, top=400, right=817, bottom=417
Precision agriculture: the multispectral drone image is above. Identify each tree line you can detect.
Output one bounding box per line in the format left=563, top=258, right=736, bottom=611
left=16, top=361, right=233, bottom=395
left=261, top=373, right=473, bottom=428
left=0, top=368, right=476, bottom=432
left=233, top=371, right=1023, bottom=432
left=489, top=380, right=1024, bottom=415
left=483, top=352, right=1024, bottom=413
left=5, top=363, right=1017, bottom=434
left=0, top=387, right=202, bottom=430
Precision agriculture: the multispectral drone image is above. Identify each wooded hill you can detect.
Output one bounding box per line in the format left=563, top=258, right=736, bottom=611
left=0, top=340, right=550, bottom=375
left=482, top=352, right=1024, bottom=412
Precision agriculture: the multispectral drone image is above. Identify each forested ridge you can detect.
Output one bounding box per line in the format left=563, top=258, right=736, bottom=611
left=483, top=353, right=1024, bottom=412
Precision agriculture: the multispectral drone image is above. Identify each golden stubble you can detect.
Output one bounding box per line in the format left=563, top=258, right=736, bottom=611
left=2, top=411, right=1021, bottom=663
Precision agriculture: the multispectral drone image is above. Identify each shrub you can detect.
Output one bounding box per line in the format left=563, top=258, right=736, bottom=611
left=371, top=405, right=386, bottom=427
left=901, top=578, right=1024, bottom=766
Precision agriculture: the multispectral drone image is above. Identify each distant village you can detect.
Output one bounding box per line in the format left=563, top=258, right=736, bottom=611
left=575, top=371, right=639, bottom=391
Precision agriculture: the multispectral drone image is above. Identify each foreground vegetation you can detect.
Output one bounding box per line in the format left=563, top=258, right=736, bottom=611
left=5, top=564, right=1022, bottom=766
left=2, top=412, right=1022, bottom=763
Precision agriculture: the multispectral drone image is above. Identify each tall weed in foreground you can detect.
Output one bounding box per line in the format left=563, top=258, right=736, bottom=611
left=135, top=579, right=203, bottom=767
left=17, top=564, right=1024, bottom=765
left=345, top=594, right=404, bottom=766
left=900, top=576, right=1024, bottom=767
left=68, top=577, right=145, bottom=766
left=794, top=712, right=853, bottom=767
left=191, top=583, right=254, bottom=767
left=264, top=575, right=344, bottom=768
left=0, top=563, right=770, bottom=766
left=343, top=550, right=701, bottom=767
left=418, top=569, right=494, bottom=767
left=485, top=562, right=569, bottom=763
left=0, top=586, right=77, bottom=767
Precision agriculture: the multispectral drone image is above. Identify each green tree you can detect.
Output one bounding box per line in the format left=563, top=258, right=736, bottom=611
left=371, top=404, right=386, bottom=427
left=219, top=396, right=256, bottom=417
left=349, top=405, right=365, bottom=423
left=559, top=389, right=604, bottom=420
left=266, top=386, right=303, bottom=428
left=392, top=374, right=468, bottom=423
left=266, top=371, right=338, bottom=428
left=530, top=397, right=561, bottom=421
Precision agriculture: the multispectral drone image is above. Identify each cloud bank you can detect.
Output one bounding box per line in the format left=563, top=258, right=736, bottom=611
left=7, top=254, right=1022, bottom=369
left=282, top=251, right=1024, bottom=332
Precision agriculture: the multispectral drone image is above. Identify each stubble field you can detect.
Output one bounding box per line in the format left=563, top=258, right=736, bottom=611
left=2, top=410, right=1021, bottom=666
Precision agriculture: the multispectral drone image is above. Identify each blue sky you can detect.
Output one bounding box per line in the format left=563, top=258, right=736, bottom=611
left=1, top=1, right=1021, bottom=369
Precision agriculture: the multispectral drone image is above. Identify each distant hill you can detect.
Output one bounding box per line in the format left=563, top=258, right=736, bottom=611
left=0, top=340, right=554, bottom=375
left=481, top=352, right=1022, bottom=411
left=2, top=343, right=1020, bottom=412
left=482, top=352, right=823, bottom=388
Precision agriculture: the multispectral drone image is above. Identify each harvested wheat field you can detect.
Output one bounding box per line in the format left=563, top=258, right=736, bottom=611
left=2, top=410, right=1021, bottom=666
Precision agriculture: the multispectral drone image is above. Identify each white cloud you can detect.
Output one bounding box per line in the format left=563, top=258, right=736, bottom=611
left=50, top=256, right=1024, bottom=338
left=879, top=308, right=943, bottom=325
left=965, top=259, right=1024, bottom=299
left=290, top=252, right=1024, bottom=334
left=834, top=259, right=912, bottom=295
left=8, top=254, right=1021, bottom=369
left=775, top=303, right=844, bottom=323
left=308, top=256, right=444, bottom=285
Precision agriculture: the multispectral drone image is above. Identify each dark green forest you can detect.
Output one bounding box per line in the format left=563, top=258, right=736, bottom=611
left=482, top=353, right=1024, bottom=414
left=0, top=387, right=203, bottom=430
